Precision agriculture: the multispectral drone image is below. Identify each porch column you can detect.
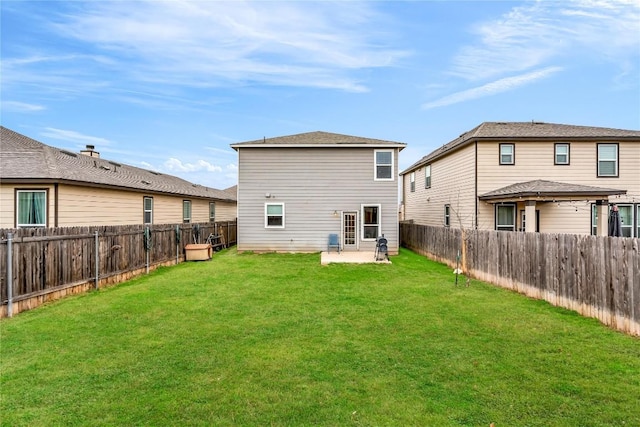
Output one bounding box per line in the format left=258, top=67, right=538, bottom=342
left=596, top=199, right=609, bottom=236
left=524, top=201, right=536, bottom=233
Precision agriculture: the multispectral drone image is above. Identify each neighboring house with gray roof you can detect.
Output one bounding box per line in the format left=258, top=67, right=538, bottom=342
left=400, top=122, right=640, bottom=237
left=231, top=131, right=406, bottom=254
left=0, top=126, right=237, bottom=228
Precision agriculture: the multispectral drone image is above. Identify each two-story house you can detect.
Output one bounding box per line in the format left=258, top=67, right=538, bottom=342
left=401, top=122, right=640, bottom=237
left=0, top=126, right=237, bottom=228
left=231, top=131, right=406, bottom=253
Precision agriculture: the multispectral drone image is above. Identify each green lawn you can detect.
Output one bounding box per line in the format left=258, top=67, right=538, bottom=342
left=1, top=248, right=639, bottom=426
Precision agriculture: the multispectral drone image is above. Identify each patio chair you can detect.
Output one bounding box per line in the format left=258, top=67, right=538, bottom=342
left=374, top=235, right=388, bottom=261
left=328, top=233, right=340, bottom=253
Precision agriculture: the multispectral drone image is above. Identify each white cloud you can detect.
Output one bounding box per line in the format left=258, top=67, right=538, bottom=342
left=422, top=67, right=563, bottom=110
left=226, top=164, right=238, bottom=172
left=41, top=127, right=112, bottom=146
left=46, top=1, right=407, bottom=93
left=1, top=101, right=45, bottom=112
left=450, top=0, right=640, bottom=81
left=164, top=158, right=223, bottom=173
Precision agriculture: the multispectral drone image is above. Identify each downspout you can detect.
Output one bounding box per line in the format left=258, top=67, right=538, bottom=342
left=54, top=183, right=59, bottom=227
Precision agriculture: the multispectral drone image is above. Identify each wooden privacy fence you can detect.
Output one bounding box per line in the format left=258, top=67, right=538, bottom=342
left=400, top=222, right=640, bottom=336
left=0, top=221, right=237, bottom=317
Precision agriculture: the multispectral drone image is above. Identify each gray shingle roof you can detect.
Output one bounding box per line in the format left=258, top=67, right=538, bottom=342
left=402, top=122, right=640, bottom=175
left=231, top=131, right=406, bottom=149
left=0, top=126, right=236, bottom=202
left=479, top=179, right=626, bottom=201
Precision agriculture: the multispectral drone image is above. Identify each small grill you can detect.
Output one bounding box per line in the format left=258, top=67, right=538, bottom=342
left=374, top=235, right=388, bottom=261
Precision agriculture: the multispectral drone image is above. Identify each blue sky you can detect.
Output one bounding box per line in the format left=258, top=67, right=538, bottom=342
left=2, top=0, right=639, bottom=190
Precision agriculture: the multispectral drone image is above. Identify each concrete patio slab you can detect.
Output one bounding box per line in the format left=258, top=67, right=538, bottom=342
left=320, top=251, right=391, bottom=265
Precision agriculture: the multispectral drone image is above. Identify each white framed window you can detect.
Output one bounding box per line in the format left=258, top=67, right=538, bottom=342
left=555, top=143, right=570, bottom=165
left=209, top=202, right=216, bottom=223
left=425, top=164, right=431, bottom=188
left=410, top=172, right=415, bottom=192
left=16, top=189, right=47, bottom=227
left=499, top=143, right=515, bottom=165
left=618, top=204, right=634, bottom=237
left=495, top=204, right=516, bottom=231
left=265, top=203, right=285, bottom=228
left=636, top=205, right=640, bottom=238
left=591, top=204, right=599, bottom=235
left=597, top=143, right=618, bottom=177
left=374, top=150, right=394, bottom=181
left=143, top=197, right=153, bottom=224
left=444, top=204, right=450, bottom=227
left=361, top=204, right=381, bottom=240
left=183, top=200, right=191, bottom=224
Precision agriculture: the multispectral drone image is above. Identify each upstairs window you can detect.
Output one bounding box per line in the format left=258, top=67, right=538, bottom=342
left=597, top=143, right=618, bottom=177
left=265, top=203, right=284, bottom=228
left=425, top=165, right=431, bottom=188
left=17, top=190, right=47, bottom=227
left=362, top=205, right=381, bottom=240
left=555, top=143, right=570, bottom=165
left=375, top=150, right=393, bottom=181
left=499, top=143, right=515, bottom=165
left=410, top=172, right=415, bottom=192
left=183, top=200, right=192, bottom=224
left=209, top=202, right=216, bottom=223
left=143, top=197, right=153, bottom=224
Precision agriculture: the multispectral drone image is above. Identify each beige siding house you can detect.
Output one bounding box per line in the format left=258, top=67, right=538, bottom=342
left=231, top=131, right=406, bottom=254
left=0, top=126, right=237, bottom=228
left=401, top=122, right=640, bottom=237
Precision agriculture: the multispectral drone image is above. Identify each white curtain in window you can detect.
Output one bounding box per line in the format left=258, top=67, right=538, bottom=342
left=18, top=191, right=45, bottom=225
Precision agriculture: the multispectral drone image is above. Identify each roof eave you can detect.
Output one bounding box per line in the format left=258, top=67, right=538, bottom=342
left=479, top=190, right=628, bottom=202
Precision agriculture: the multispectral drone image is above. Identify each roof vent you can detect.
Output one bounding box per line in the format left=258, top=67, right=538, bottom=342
left=141, top=180, right=151, bottom=185
left=80, top=144, right=100, bottom=158
left=99, top=165, right=111, bottom=171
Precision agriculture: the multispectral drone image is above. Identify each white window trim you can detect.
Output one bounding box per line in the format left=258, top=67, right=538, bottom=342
left=425, top=164, right=431, bottom=189
left=597, top=143, right=618, bottom=177
left=617, top=204, right=635, bottom=237
left=361, top=203, right=381, bottom=241
left=143, top=196, right=153, bottom=224
left=444, top=204, right=451, bottom=227
left=183, top=200, right=192, bottom=224
left=16, top=189, right=47, bottom=227
left=374, top=149, right=394, bottom=181
left=410, top=172, right=415, bottom=192
left=265, top=202, right=285, bottom=228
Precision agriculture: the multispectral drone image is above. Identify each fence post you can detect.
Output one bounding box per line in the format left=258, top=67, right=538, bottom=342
left=175, top=224, right=180, bottom=265
left=7, top=232, right=13, bottom=318
left=94, top=230, right=99, bottom=290
left=145, top=226, right=150, bottom=274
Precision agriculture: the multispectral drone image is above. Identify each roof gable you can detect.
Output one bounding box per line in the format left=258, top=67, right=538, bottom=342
left=0, top=126, right=236, bottom=202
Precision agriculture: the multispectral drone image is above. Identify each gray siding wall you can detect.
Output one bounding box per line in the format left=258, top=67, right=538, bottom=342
left=237, top=147, right=400, bottom=253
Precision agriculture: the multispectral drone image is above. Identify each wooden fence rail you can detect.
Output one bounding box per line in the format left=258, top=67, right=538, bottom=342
left=400, top=222, right=640, bottom=336
left=0, top=221, right=237, bottom=317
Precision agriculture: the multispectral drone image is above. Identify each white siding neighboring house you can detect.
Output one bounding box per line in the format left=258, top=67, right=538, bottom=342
left=0, top=126, right=237, bottom=228
left=401, top=122, right=640, bottom=237
left=231, top=131, right=406, bottom=254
